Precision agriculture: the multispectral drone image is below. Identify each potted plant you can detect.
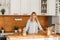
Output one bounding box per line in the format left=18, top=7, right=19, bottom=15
left=14, top=26, right=19, bottom=33
left=0, top=8, right=5, bottom=15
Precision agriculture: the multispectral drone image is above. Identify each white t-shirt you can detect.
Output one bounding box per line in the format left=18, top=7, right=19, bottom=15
left=25, top=19, right=43, bottom=34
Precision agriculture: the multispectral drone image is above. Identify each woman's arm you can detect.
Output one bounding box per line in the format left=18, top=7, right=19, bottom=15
left=37, top=20, right=43, bottom=30
left=25, top=20, right=30, bottom=32
left=35, top=16, right=43, bottom=30
left=36, top=16, right=46, bottom=33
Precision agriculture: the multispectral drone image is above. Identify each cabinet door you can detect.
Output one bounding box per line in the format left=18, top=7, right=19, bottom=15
left=21, top=0, right=31, bottom=15
left=10, top=0, right=41, bottom=15
left=47, top=0, right=56, bottom=15
left=56, top=0, right=60, bottom=16
left=10, top=0, right=21, bottom=15
left=0, top=0, right=10, bottom=15
left=55, top=24, right=60, bottom=33
left=30, top=0, right=41, bottom=15
left=21, top=0, right=41, bottom=15
left=52, top=16, right=59, bottom=24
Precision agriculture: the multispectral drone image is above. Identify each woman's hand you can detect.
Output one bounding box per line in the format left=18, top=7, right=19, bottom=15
left=23, top=28, right=27, bottom=36
left=40, top=30, right=47, bottom=34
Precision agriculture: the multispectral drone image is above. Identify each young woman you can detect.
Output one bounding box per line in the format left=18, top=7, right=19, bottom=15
left=25, top=12, right=45, bottom=34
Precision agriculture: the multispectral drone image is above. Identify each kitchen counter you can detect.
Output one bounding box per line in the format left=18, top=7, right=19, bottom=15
left=7, top=34, right=60, bottom=40
left=7, top=34, right=60, bottom=38
left=7, top=35, right=47, bottom=38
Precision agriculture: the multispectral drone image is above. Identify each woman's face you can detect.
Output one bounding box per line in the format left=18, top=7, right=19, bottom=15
left=32, top=14, right=36, bottom=20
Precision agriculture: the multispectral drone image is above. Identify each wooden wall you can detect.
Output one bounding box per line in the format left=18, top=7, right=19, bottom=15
left=0, top=15, right=48, bottom=32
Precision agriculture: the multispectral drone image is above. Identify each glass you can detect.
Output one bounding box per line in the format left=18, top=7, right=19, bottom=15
left=41, top=0, right=47, bottom=13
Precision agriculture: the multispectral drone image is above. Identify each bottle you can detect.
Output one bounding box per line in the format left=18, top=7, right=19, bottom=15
left=2, top=29, right=4, bottom=33
left=42, top=1, right=44, bottom=4
left=23, top=28, right=26, bottom=36
left=1, top=27, right=4, bottom=33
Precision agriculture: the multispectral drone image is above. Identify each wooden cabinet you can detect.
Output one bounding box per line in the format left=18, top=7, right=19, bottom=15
left=47, top=0, right=56, bottom=15
left=10, top=0, right=56, bottom=15
left=30, top=0, right=41, bottom=15
left=0, top=0, right=56, bottom=15
left=52, top=16, right=60, bottom=33
left=20, top=0, right=31, bottom=15
left=56, top=0, right=60, bottom=16
left=41, top=0, right=56, bottom=16
left=55, top=24, right=60, bottom=33
left=41, top=0, right=47, bottom=14
left=0, top=0, right=10, bottom=15
left=10, top=0, right=21, bottom=15
left=52, top=16, right=59, bottom=24
left=10, top=0, right=41, bottom=15
left=52, top=16, right=60, bottom=24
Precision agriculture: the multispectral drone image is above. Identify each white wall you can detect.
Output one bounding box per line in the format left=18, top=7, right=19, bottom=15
left=0, top=0, right=56, bottom=15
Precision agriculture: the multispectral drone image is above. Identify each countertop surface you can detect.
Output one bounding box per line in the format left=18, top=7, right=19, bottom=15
left=7, top=34, right=60, bottom=38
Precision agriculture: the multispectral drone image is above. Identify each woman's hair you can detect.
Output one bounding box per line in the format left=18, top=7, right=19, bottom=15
left=31, top=12, right=36, bottom=16
left=30, top=12, right=37, bottom=22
